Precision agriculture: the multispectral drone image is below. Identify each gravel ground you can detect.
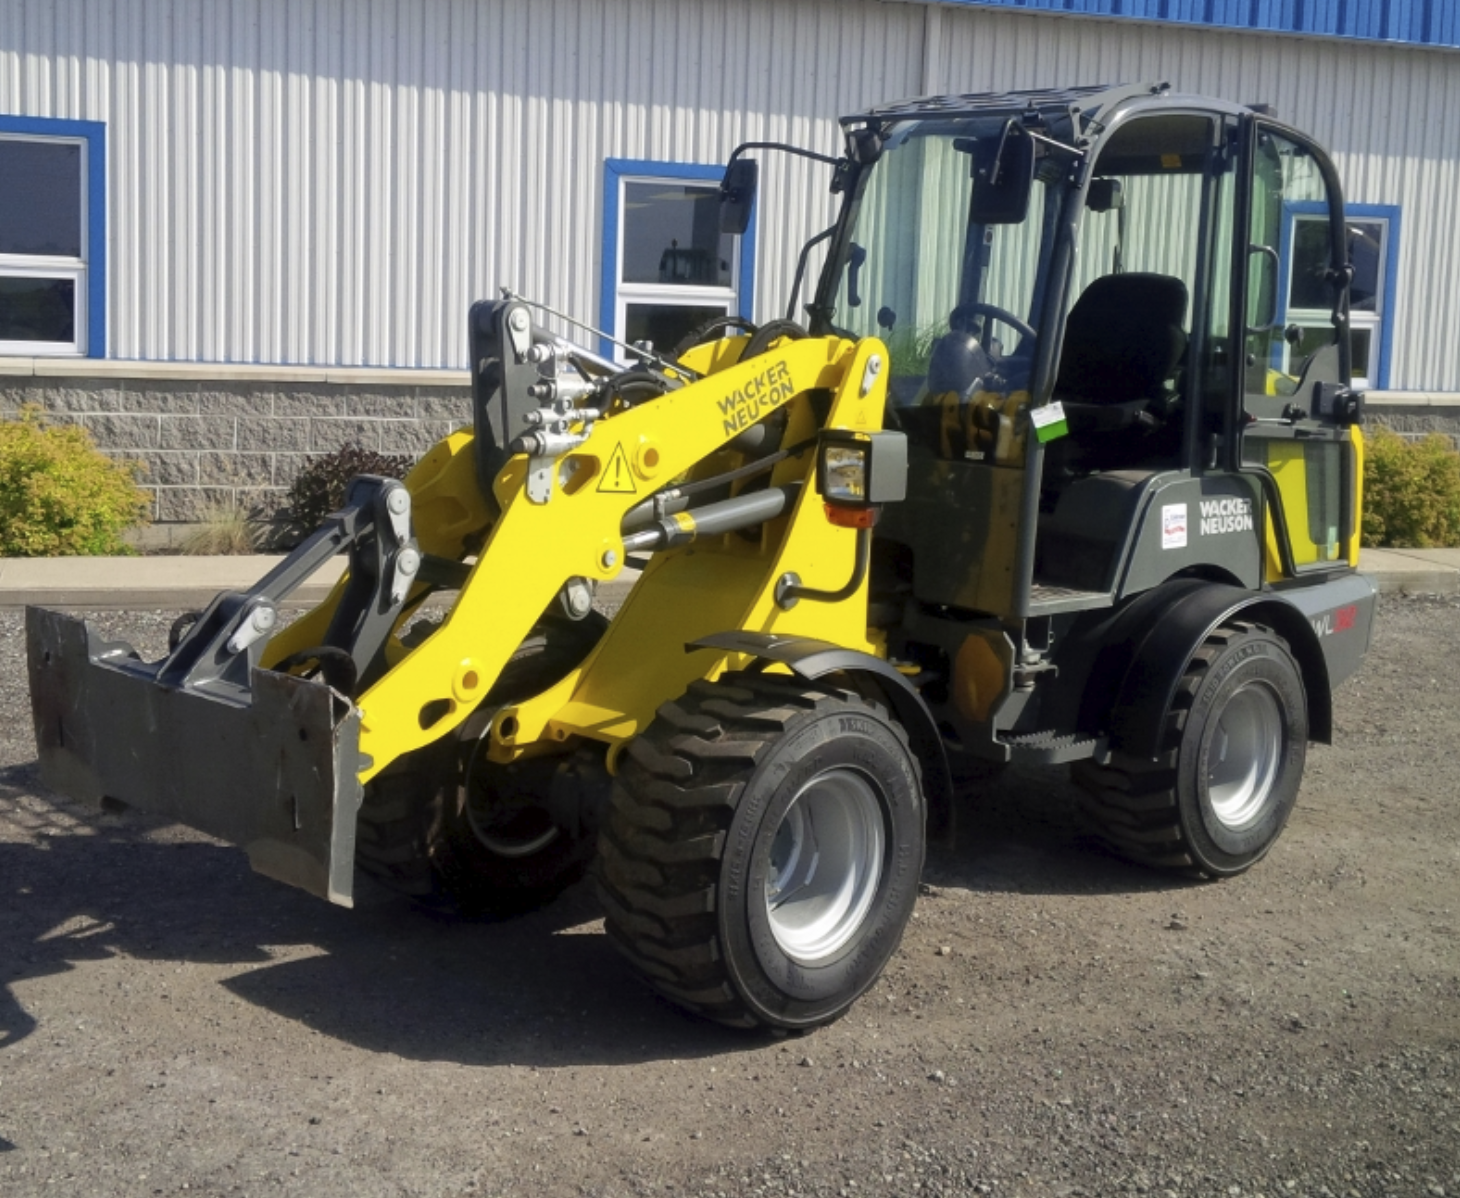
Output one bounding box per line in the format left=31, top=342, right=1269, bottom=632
left=1, top=595, right=1458, bottom=1198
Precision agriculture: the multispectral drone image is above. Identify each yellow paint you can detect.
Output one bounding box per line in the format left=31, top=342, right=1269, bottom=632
left=502, top=337, right=891, bottom=761
left=1258, top=429, right=1361, bottom=581
left=954, top=633, right=1005, bottom=724
left=350, top=336, right=859, bottom=781
left=1348, top=426, right=1365, bottom=567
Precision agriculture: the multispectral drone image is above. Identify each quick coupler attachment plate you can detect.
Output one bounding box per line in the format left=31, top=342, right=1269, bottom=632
left=25, top=606, right=364, bottom=906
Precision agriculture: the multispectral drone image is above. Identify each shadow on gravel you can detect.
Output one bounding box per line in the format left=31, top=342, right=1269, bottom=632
left=0, top=763, right=756, bottom=1067
left=929, top=760, right=1205, bottom=900
left=1, top=755, right=1195, bottom=1068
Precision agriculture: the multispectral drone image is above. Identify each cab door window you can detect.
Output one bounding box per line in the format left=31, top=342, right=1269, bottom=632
left=1240, top=127, right=1356, bottom=572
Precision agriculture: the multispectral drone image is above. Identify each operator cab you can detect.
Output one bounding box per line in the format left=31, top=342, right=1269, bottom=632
left=812, top=84, right=1361, bottom=617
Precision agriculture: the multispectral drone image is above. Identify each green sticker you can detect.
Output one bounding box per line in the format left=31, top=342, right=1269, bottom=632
left=1030, top=401, right=1069, bottom=444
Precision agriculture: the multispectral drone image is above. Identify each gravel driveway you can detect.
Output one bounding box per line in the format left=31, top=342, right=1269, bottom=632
left=1, top=596, right=1457, bottom=1198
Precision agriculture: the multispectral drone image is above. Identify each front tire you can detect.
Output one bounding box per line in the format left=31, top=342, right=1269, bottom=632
left=598, top=673, right=925, bottom=1030
left=355, top=612, right=608, bottom=912
left=1073, top=620, right=1307, bottom=877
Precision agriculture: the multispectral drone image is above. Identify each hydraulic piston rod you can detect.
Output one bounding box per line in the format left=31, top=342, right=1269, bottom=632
left=621, top=483, right=802, bottom=554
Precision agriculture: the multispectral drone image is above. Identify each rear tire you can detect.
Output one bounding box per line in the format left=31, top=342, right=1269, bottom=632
left=355, top=612, right=607, bottom=912
left=597, top=673, right=925, bottom=1030
left=1073, top=620, right=1307, bottom=877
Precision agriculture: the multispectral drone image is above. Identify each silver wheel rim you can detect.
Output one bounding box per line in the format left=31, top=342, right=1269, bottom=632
left=1207, top=680, right=1284, bottom=830
left=765, top=769, right=885, bottom=964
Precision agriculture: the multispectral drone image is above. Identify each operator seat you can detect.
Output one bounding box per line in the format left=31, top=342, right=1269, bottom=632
left=1052, top=272, right=1188, bottom=470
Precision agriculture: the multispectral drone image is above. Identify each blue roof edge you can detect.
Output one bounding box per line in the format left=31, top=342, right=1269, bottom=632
left=930, top=1, right=1460, bottom=53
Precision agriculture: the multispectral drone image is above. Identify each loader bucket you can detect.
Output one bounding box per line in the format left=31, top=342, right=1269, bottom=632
left=26, top=606, right=364, bottom=906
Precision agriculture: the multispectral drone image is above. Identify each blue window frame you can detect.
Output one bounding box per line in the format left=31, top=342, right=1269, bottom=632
left=0, top=114, right=106, bottom=357
left=1280, top=199, right=1400, bottom=389
left=600, top=159, right=756, bottom=361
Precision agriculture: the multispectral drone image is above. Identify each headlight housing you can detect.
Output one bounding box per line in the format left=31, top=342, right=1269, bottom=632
left=815, top=430, right=907, bottom=526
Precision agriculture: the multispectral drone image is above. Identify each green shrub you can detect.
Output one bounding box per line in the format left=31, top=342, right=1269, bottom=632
left=279, top=442, right=414, bottom=543
left=0, top=409, right=151, bottom=556
left=882, top=322, right=943, bottom=377
left=181, top=500, right=262, bottom=556
left=1361, top=425, right=1460, bottom=548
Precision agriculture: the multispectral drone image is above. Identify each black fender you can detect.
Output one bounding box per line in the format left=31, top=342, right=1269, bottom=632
left=1072, top=578, right=1334, bottom=763
left=688, top=631, right=954, bottom=844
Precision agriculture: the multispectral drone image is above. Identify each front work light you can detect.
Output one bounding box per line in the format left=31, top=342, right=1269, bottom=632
left=815, top=430, right=907, bottom=525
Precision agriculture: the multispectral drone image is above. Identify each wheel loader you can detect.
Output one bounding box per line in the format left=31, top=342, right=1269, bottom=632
left=28, top=82, right=1376, bottom=1032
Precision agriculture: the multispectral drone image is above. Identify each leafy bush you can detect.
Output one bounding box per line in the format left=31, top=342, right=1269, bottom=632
left=181, top=500, right=262, bottom=556
left=0, top=409, right=151, bottom=556
left=1361, top=426, right=1460, bottom=548
left=882, top=321, right=943, bottom=377
left=279, top=443, right=415, bottom=542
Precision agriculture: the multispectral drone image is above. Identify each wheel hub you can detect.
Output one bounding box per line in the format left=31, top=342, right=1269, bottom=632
left=1207, top=680, right=1284, bottom=830
left=765, top=768, right=885, bottom=964
left=463, top=750, right=562, bottom=859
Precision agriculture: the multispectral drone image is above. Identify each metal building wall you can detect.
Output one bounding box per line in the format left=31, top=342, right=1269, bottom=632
left=0, top=0, right=923, bottom=369
left=924, top=4, right=1460, bottom=391
left=0, top=0, right=1456, bottom=389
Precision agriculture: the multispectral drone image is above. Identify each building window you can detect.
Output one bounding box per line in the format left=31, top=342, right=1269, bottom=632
left=600, top=159, right=755, bottom=361
left=0, top=116, right=106, bottom=357
left=1283, top=201, right=1399, bottom=390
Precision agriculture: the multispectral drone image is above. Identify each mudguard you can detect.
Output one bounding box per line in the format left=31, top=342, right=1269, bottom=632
left=1083, top=572, right=1376, bottom=762
left=689, top=630, right=955, bottom=843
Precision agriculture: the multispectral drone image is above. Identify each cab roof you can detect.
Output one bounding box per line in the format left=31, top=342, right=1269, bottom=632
left=842, top=82, right=1257, bottom=146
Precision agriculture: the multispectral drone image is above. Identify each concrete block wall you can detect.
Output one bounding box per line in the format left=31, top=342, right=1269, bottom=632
left=1364, top=394, right=1460, bottom=448
left=0, top=362, right=472, bottom=523
left=2, top=363, right=1455, bottom=531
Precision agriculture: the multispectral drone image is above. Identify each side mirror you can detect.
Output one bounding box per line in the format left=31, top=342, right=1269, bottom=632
left=719, top=158, right=758, bottom=235
left=968, top=120, right=1035, bottom=225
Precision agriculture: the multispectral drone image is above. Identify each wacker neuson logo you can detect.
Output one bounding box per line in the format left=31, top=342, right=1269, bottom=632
left=1200, top=497, right=1254, bottom=536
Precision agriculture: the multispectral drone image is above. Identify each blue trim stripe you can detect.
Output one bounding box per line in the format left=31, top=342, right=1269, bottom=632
left=0, top=114, right=106, bottom=357
left=600, top=158, right=756, bottom=360
left=936, top=0, right=1460, bottom=50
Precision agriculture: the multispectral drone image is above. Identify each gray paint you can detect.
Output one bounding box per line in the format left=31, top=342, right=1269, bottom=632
left=1118, top=473, right=1264, bottom=596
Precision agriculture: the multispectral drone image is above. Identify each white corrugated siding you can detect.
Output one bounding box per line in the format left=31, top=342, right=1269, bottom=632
left=924, top=5, right=1460, bottom=391
left=0, top=0, right=1455, bottom=388
left=0, top=0, right=922, bottom=367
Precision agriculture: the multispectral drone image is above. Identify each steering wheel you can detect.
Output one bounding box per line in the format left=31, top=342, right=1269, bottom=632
left=962, top=302, right=1036, bottom=344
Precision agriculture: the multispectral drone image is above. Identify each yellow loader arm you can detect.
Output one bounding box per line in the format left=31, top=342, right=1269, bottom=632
left=27, top=302, right=891, bottom=907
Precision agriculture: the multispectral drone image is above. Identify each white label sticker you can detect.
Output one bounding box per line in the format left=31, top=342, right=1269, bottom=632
left=1162, top=503, right=1188, bottom=550
left=1029, top=402, right=1066, bottom=430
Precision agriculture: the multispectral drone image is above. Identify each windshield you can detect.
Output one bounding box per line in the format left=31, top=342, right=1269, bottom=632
left=827, top=121, right=1055, bottom=436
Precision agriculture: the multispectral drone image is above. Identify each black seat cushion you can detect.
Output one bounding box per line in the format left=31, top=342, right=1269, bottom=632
left=1054, top=272, right=1188, bottom=405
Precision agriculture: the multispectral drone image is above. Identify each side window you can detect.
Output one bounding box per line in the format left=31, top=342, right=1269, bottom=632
left=1286, top=205, right=1399, bottom=389
left=1242, top=127, right=1356, bottom=572
left=599, top=160, right=753, bottom=360
left=1061, top=113, right=1221, bottom=453
left=0, top=117, right=106, bottom=357
left=1243, top=129, right=1336, bottom=400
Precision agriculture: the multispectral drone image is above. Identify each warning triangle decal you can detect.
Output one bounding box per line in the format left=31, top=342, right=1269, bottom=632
left=597, top=443, right=638, bottom=494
